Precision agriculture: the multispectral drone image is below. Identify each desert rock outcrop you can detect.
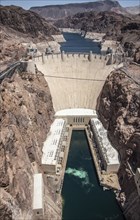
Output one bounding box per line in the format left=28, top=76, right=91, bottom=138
left=98, top=65, right=140, bottom=220
left=0, top=69, right=59, bottom=219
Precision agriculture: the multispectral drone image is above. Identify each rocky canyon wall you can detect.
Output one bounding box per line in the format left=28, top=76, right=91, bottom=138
left=98, top=65, right=140, bottom=220
left=0, top=69, right=59, bottom=219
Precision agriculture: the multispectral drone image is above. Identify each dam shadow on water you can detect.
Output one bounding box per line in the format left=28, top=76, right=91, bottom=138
left=62, top=130, right=125, bottom=220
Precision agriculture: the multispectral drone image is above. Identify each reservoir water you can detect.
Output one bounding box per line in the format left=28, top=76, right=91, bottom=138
left=62, top=131, right=125, bottom=220
left=60, top=32, right=101, bottom=54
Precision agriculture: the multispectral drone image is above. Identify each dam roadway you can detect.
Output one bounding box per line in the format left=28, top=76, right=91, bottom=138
left=34, top=53, right=123, bottom=112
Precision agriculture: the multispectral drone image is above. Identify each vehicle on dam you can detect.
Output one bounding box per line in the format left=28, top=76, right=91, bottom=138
left=45, top=46, right=54, bottom=54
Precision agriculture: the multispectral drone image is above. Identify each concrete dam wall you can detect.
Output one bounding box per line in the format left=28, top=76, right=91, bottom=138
left=34, top=53, right=123, bottom=112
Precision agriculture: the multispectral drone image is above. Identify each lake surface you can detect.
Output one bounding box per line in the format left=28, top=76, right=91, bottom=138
left=60, top=32, right=101, bottom=54
left=62, top=130, right=125, bottom=220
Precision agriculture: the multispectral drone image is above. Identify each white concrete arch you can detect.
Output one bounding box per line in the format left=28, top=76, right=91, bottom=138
left=34, top=54, right=123, bottom=112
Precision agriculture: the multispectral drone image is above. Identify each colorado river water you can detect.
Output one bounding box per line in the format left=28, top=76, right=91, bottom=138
left=62, top=131, right=125, bottom=220
left=60, top=32, right=101, bottom=53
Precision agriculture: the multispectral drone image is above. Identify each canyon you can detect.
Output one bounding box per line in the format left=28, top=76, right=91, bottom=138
left=98, top=65, right=140, bottom=219
left=0, top=2, right=140, bottom=220
left=0, top=55, right=140, bottom=220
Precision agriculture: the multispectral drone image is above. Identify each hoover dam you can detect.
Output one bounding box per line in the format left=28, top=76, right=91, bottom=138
left=0, top=31, right=127, bottom=220
left=31, top=33, right=126, bottom=220
left=33, top=51, right=125, bottom=220
left=1, top=2, right=140, bottom=219
left=34, top=52, right=123, bottom=112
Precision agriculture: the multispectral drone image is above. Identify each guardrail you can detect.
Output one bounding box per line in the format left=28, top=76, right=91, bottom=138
left=34, top=51, right=125, bottom=66
left=36, top=51, right=101, bottom=56
left=34, top=51, right=124, bottom=59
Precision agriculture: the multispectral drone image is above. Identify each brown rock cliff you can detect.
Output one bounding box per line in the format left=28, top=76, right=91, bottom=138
left=97, top=65, right=140, bottom=220
left=0, top=70, right=56, bottom=219
left=0, top=5, right=60, bottom=38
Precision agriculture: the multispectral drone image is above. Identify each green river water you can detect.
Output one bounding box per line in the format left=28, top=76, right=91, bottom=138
left=62, top=130, right=125, bottom=220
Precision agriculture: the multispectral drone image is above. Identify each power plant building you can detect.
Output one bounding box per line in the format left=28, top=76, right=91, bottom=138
left=55, top=108, right=97, bottom=125
left=90, top=118, right=120, bottom=173
left=42, top=118, right=66, bottom=174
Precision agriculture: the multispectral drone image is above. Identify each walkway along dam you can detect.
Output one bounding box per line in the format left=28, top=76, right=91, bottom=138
left=34, top=52, right=123, bottom=112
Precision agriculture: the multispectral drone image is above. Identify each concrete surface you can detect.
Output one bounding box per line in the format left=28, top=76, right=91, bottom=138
left=34, top=53, right=123, bottom=112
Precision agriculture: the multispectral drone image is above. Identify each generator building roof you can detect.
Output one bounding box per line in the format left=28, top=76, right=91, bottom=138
left=42, top=118, right=65, bottom=165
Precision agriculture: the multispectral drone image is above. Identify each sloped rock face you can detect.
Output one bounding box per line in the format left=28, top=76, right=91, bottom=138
left=54, top=11, right=139, bottom=38
left=54, top=11, right=140, bottom=62
left=30, top=0, right=126, bottom=20
left=0, top=29, right=27, bottom=70
left=125, top=6, right=140, bottom=15
left=134, top=47, right=140, bottom=64
left=0, top=5, right=60, bottom=70
left=98, top=66, right=140, bottom=219
left=0, top=71, right=54, bottom=219
left=0, top=5, right=60, bottom=38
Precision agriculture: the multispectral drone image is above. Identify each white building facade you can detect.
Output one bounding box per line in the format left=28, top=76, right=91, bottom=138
left=90, top=118, right=120, bottom=173
left=42, top=119, right=66, bottom=174
left=33, top=173, right=44, bottom=219
left=55, top=108, right=97, bottom=126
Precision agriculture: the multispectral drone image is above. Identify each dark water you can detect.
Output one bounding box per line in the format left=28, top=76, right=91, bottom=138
left=60, top=32, right=101, bottom=53
left=62, top=130, right=125, bottom=220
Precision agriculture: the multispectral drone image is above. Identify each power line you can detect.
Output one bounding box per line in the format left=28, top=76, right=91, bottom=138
left=42, top=74, right=106, bottom=81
